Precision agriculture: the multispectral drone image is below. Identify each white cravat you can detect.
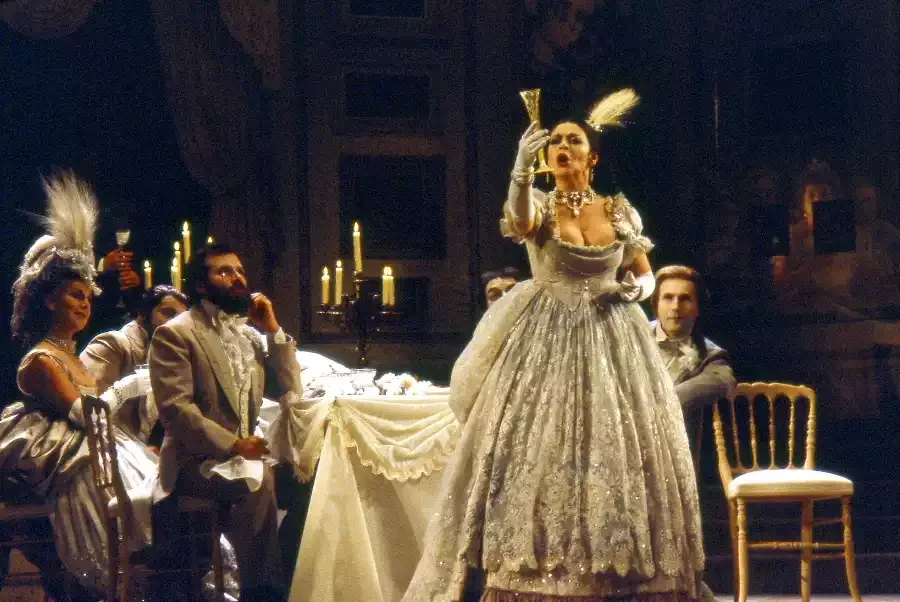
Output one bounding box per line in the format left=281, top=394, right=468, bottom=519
left=656, top=323, right=701, bottom=385
left=202, top=300, right=255, bottom=437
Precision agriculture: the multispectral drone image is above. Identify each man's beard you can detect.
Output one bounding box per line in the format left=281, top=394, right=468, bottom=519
left=205, top=282, right=250, bottom=315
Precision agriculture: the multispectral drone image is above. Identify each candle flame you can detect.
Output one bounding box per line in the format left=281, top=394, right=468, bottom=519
left=336, top=260, right=343, bottom=268
left=144, top=260, right=150, bottom=269
left=353, top=222, right=360, bottom=233
left=174, top=241, right=180, bottom=251
left=182, top=221, right=190, bottom=233
left=386, top=266, right=393, bottom=276
left=323, top=266, right=330, bottom=276
left=207, top=236, right=214, bottom=244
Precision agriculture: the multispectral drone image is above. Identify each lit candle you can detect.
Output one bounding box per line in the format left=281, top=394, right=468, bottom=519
left=352, top=222, right=363, bottom=274
left=335, top=260, right=344, bottom=301
left=386, top=266, right=395, bottom=307
left=143, top=260, right=152, bottom=290
left=173, top=242, right=182, bottom=290
left=381, top=266, right=389, bottom=305
left=321, top=267, right=331, bottom=305
left=182, top=222, right=192, bottom=263
left=207, top=235, right=215, bottom=245
left=171, top=258, right=180, bottom=291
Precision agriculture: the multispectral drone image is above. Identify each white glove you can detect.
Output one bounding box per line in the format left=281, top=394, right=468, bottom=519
left=101, top=371, right=150, bottom=414
left=619, top=271, right=656, bottom=302
left=513, top=122, right=550, bottom=176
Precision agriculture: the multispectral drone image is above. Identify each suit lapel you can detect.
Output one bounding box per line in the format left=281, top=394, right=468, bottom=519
left=192, top=307, right=242, bottom=419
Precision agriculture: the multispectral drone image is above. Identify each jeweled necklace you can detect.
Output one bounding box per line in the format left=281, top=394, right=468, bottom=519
left=550, top=188, right=596, bottom=217
left=44, top=335, right=76, bottom=355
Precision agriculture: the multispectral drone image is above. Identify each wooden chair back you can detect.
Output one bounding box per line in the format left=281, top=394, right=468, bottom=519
left=712, top=382, right=817, bottom=491
left=81, top=396, right=134, bottom=538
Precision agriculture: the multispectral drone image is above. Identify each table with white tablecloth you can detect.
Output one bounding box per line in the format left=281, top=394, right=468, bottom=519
left=264, top=391, right=459, bottom=602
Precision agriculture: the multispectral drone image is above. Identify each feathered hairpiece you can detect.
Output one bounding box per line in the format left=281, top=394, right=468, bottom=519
left=585, top=88, right=640, bottom=132
left=11, top=171, right=100, bottom=340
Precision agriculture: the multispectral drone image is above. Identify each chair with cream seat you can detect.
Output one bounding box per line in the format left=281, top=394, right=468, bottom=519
left=712, top=382, right=862, bottom=602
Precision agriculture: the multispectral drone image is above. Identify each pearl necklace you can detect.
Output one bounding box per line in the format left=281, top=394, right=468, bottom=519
left=550, top=188, right=596, bottom=217
left=44, top=336, right=76, bottom=355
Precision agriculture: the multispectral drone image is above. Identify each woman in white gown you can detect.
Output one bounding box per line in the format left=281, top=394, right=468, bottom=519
left=402, top=91, right=704, bottom=601
left=0, top=173, right=157, bottom=596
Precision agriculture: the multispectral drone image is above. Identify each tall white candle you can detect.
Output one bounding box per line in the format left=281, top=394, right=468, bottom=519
left=352, top=222, right=363, bottom=274
left=182, top=222, right=192, bottom=264
left=386, top=266, right=395, bottom=307
left=173, top=242, right=182, bottom=290
left=381, top=266, right=389, bottom=305
left=171, top=258, right=180, bottom=291
left=144, top=260, right=152, bottom=290
left=321, top=267, right=331, bottom=305
left=335, top=260, right=344, bottom=301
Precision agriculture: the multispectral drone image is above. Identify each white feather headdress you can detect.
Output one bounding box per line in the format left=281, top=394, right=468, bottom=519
left=585, top=88, right=640, bottom=132
left=11, top=171, right=100, bottom=339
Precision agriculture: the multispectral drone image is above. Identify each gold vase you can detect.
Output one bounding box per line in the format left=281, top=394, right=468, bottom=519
left=518, top=89, right=552, bottom=174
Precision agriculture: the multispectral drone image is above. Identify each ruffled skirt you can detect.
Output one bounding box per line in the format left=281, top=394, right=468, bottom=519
left=402, top=283, right=704, bottom=601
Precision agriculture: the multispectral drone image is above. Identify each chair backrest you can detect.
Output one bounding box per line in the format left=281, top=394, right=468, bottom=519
left=712, top=382, right=817, bottom=491
left=82, top=396, right=134, bottom=526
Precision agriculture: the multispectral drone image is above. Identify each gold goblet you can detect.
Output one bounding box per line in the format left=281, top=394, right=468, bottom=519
left=518, top=88, right=553, bottom=174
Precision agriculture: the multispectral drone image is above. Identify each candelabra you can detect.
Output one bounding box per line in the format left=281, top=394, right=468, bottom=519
left=317, top=274, right=401, bottom=367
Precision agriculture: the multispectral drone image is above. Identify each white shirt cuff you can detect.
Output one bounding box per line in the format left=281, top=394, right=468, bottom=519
left=268, top=327, right=288, bottom=345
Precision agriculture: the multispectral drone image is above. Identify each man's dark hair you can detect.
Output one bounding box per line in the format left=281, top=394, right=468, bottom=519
left=480, top=267, right=522, bottom=288
left=651, top=264, right=711, bottom=359
left=184, top=243, right=237, bottom=305
left=139, top=285, right=189, bottom=318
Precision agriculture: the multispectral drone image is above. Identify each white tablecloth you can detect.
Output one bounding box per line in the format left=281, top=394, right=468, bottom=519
left=265, top=392, right=459, bottom=602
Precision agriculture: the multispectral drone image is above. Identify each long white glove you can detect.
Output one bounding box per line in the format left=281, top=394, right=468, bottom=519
left=511, top=121, right=550, bottom=185
left=619, top=270, right=656, bottom=302
left=100, top=370, right=151, bottom=415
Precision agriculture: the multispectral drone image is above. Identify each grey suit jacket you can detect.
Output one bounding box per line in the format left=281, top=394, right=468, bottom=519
left=148, top=305, right=302, bottom=500
left=650, top=320, right=736, bottom=411
left=81, top=320, right=148, bottom=394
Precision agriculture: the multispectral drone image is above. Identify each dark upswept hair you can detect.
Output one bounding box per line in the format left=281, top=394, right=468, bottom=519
left=139, top=284, right=189, bottom=318
left=549, top=118, right=618, bottom=196
left=11, top=258, right=89, bottom=344
left=651, top=264, right=711, bottom=359
left=184, top=242, right=238, bottom=305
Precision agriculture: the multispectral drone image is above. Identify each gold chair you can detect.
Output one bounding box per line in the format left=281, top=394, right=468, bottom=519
left=712, top=382, right=862, bottom=602
left=0, top=477, right=55, bottom=601
left=81, top=395, right=225, bottom=601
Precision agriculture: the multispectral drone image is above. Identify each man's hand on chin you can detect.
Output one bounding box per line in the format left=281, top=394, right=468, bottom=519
left=248, top=292, right=279, bottom=334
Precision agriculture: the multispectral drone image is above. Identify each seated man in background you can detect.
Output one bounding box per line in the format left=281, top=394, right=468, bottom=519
left=149, top=244, right=301, bottom=602
left=481, top=267, right=521, bottom=308
left=81, top=285, right=189, bottom=447
left=651, top=265, right=736, bottom=602
left=651, top=265, right=736, bottom=415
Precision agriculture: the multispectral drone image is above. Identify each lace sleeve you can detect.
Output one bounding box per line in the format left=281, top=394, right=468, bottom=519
left=500, top=189, right=548, bottom=242
left=612, top=193, right=654, bottom=266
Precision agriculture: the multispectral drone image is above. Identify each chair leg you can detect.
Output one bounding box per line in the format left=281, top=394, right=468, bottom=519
left=842, top=497, right=863, bottom=602
left=107, top=517, right=120, bottom=602
left=800, top=500, right=814, bottom=602
left=727, top=500, right=740, bottom=602
left=736, top=499, right=750, bottom=602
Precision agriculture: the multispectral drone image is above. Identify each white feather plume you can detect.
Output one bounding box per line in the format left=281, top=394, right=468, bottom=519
left=17, top=170, right=99, bottom=282
left=41, top=171, right=98, bottom=256
left=586, top=88, right=640, bottom=131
